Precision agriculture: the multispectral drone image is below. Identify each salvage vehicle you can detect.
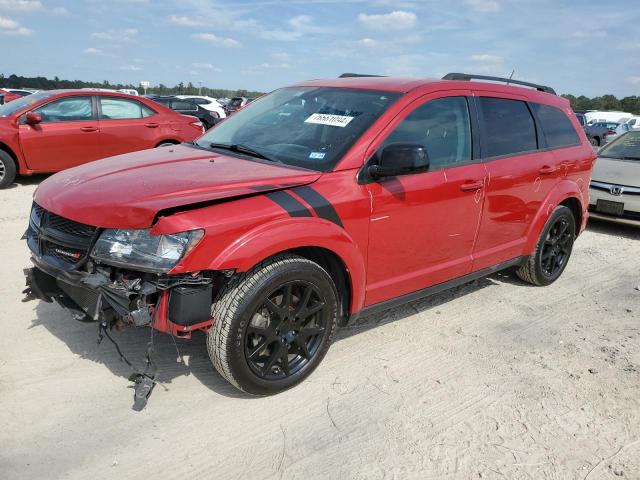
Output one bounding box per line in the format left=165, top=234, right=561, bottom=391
left=175, top=95, right=227, bottom=119
left=23, top=73, right=595, bottom=403
left=150, top=96, right=220, bottom=130
left=0, top=90, right=204, bottom=188
left=584, top=121, right=619, bottom=146
left=589, top=130, right=640, bottom=226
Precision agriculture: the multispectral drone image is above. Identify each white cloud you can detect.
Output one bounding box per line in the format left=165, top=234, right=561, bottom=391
left=168, top=14, right=202, bottom=27
left=0, top=0, right=42, bottom=12
left=464, top=0, right=501, bottom=12
left=83, top=47, right=102, bottom=55
left=91, top=28, right=137, bottom=42
left=471, top=53, right=502, bottom=64
left=0, top=16, right=31, bottom=35
left=192, top=62, right=214, bottom=69
left=271, top=52, right=290, bottom=61
left=192, top=32, right=241, bottom=48
left=120, top=64, right=142, bottom=71
left=358, top=11, right=416, bottom=30
left=52, top=6, right=68, bottom=16
left=356, top=37, right=378, bottom=47
left=628, top=76, right=640, bottom=85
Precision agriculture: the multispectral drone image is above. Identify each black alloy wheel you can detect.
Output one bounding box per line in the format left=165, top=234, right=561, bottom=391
left=245, top=281, right=327, bottom=379
left=540, top=216, right=573, bottom=277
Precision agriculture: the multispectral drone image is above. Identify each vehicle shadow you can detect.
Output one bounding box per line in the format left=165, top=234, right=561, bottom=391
left=6, top=174, right=50, bottom=189
left=32, top=273, right=505, bottom=401
left=586, top=218, right=640, bottom=240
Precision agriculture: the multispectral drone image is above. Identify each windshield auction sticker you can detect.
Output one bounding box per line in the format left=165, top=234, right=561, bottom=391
left=305, top=113, right=354, bottom=128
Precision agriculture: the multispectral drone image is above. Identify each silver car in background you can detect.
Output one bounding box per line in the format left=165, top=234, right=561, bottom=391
left=589, top=130, right=640, bottom=226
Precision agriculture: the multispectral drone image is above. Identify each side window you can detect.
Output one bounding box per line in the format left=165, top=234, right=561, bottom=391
left=382, top=96, right=472, bottom=170
left=33, top=96, right=93, bottom=123
left=479, top=97, right=537, bottom=157
left=530, top=103, right=580, bottom=148
left=100, top=97, right=154, bottom=119
left=192, top=98, right=208, bottom=105
left=171, top=100, right=197, bottom=111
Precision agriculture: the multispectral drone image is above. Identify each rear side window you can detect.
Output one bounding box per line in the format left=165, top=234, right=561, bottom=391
left=99, top=97, right=154, bottom=119
left=531, top=103, right=580, bottom=148
left=479, top=97, right=537, bottom=158
left=171, top=100, right=197, bottom=111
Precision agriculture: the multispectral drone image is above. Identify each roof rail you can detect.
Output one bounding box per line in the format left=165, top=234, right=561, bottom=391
left=339, top=73, right=385, bottom=78
left=442, top=72, right=556, bottom=95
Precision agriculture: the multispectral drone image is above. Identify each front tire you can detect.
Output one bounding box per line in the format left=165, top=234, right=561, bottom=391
left=517, top=205, right=576, bottom=286
left=0, top=150, right=17, bottom=189
left=207, top=254, right=338, bottom=395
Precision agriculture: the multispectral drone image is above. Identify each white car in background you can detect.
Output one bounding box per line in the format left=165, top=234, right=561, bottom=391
left=585, top=110, right=633, bottom=125
left=175, top=95, right=226, bottom=118
left=117, top=89, right=139, bottom=96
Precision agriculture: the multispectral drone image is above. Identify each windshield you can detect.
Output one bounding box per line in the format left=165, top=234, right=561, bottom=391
left=0, top=91, right=53, bottom=117
left=599, top=131, right=640, bottom=160
left=195, top=87, right=400, bottom=171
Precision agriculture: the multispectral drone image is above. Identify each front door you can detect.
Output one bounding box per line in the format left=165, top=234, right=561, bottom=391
left=365, top=94, right=486, bottom=306
left=19, top=95, right=103, bottom=171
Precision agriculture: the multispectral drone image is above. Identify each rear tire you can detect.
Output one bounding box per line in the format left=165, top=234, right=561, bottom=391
left=517, top=205, right=576, bottom=286
left=207, top=254, right=338, bottom=395
left=589, top=137, right=599, bottom=147
left=0, top=150, right=17, bottom=189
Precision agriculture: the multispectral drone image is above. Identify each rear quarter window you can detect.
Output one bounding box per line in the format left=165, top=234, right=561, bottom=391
left=531, top=103, right=581, bottom=149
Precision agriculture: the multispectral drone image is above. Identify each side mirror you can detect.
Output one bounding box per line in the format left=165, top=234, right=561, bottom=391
left=368, top=143, right=429, bottom=179
left=25, top=112, right=42, bottom=125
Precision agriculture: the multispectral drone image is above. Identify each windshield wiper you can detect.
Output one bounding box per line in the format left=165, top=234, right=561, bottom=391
left=209, top=143, right=278, bottom=163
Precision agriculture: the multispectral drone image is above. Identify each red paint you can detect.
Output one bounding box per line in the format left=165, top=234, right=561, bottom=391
left=0, top=90, right=203, bottom=178
left=34, top=77, right=596, bottom=322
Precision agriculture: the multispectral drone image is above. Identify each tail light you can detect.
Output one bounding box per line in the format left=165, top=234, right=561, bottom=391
left=191, top=120, right=204, bottom=133
left=606, top=130, right=616, bottom=135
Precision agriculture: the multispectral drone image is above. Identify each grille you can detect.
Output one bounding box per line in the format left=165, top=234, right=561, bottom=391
left=28, top=202, right=99, bottom=269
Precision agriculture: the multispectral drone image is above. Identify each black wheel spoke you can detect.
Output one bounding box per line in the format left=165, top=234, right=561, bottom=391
left=245, top=279, right=329, bottom=380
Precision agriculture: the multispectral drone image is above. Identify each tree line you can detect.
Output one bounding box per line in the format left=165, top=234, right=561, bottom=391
left=2, top=73, right=638, bottom=112
left=0, top=73, right=264, bottom=99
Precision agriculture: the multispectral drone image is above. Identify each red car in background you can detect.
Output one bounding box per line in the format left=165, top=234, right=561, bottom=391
left=0, top=90, right=204, bottom=188
left=0, top=88, right=21, bottom=104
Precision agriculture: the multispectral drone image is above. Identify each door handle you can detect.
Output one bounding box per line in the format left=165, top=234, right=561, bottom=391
left=539, top=165, right=558, bottom=175
left=460, top=180, right=484, bottom=192
left=80, top=126, right=98, bottom=132
left=145, top=122, right=159, bottom=128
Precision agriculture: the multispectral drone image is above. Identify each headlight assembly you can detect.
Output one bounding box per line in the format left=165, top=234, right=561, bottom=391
left=91, top=228, right=204, bottom=273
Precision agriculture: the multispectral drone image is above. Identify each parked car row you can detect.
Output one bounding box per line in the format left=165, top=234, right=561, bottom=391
left=0, top=89, right=205, bottom=188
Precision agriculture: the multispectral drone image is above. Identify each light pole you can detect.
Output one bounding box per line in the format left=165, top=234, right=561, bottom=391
left=198, top=80, right=203, bottom=95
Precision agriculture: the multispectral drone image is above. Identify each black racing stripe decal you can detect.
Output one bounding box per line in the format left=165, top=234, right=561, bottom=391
left=294, top=186, right=344, bottom=228
left=265, top=191, right=313, bottom=218
left=249, top=184, right=277, bottom=192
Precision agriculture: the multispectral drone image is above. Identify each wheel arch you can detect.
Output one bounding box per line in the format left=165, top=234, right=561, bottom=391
left=154, top=139, right=180, bottom=147
left=524, top=180, right=586, bottom=253
left=206, top=219, right=367, bottom=316
left=0, top=141, right=21, bottom=173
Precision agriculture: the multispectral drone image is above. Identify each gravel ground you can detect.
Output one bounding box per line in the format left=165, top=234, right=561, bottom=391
left=1, top=176, right=639, bottom=480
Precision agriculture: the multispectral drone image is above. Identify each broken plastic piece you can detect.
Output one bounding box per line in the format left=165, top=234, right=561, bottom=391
left=129, top=373, right=156, bottom=411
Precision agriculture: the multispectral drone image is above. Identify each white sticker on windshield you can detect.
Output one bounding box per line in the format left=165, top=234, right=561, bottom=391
left=305, top=113, right=354, bottom=128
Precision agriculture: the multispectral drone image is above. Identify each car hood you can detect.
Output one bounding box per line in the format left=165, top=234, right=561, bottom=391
left=34, top=144, right=321, bottom=228
left=593, top=156, right=640, bottom=188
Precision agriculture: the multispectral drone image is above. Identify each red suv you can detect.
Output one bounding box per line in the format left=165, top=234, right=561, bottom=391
left=23, top=73, right=595, bottom=402
left=0, top=90, right=204, bottom=188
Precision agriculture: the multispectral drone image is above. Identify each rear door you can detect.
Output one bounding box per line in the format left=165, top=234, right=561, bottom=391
left=365, top=92, right=487, bottom=306
left=471, top=94, right=562, bottom=270
left=18, top=95, right=102, bottom=171
left=97, top=96, right=161, bottom=158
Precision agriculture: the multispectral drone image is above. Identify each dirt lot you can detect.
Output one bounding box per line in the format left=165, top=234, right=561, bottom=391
left=1, top=176, right=639, bottom=480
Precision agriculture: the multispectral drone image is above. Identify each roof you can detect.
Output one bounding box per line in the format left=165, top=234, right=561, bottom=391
left=294, top=76, right=436, bottom=93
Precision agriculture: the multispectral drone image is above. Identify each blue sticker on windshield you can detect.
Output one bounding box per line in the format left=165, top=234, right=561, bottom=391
left=309, top=152, right=326, bottom=160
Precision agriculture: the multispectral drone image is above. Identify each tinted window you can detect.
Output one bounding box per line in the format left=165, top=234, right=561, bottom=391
left=191, top=98, right=209, bottom=105
left=479, top=97, right=537, bottom=157
left=531, top=103, right=580, bottom=148
left=33, top=96, right=93, bottom=122
left=100, top=97, right=154, bottom=119
left=172, top=100, right=197, bottom=111
left=382, top=96, right=472, bottom=169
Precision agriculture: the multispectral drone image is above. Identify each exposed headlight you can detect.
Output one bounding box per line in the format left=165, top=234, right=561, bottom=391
left=91, top=229, right=204, bottom=273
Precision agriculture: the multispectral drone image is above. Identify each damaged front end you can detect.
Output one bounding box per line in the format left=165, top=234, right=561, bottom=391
left=23, top=202, right=219, bottom=409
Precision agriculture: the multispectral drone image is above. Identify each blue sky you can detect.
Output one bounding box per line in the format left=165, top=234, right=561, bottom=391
left=1, top=0, right=639, bottom=96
